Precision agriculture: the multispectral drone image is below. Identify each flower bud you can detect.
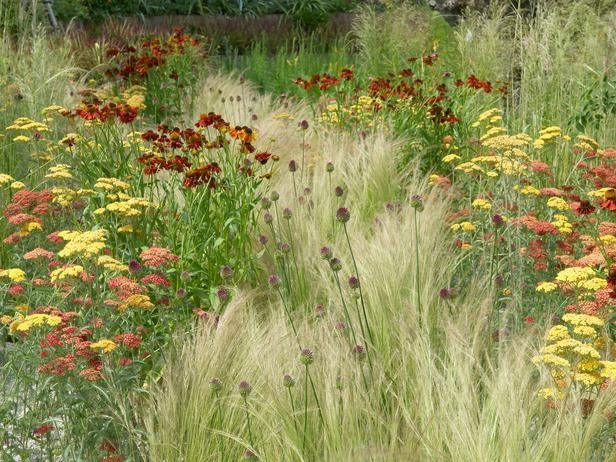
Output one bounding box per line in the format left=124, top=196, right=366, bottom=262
left=329, top=258, right=342, bottom=272
left=300, top=348, right=314, bottom=365
left=319, top=246, right=333, bottom=260
left=261, top=197, right=272, bottom=209
left=336, top=207, right=350, bottom=223
left=238, top=380, right=252, bottom=398
left=220, top=265, right=233, bottom=279
left=268, top=274, right=282, bottom=288
left=210, top=378, right=223, bottom=392
left=283, top=373, right=296, bottom=388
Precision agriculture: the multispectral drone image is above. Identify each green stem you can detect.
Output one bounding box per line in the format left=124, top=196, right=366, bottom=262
left=302, top=364, right=309, bottom=454
left=343, top=223, right=374, bottom=345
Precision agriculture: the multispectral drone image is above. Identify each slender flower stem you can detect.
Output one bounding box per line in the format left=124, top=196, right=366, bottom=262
left=287, top=387, right=299, bottom=435
left=343, top=223, right=373, bottom=344
left=244, top=397, right=255, bottom=449
left=413, top=208, right=422, bottom=325
left=302, top=364, right=309, bottom=454
left=332, top=271, right=358, bottom=346
left=215, top=390, right=224, bottom=460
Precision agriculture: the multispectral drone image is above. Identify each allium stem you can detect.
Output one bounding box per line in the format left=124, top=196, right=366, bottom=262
left=332, top=271, right=358, bottom=346
left=292, top=172, right=298, bottom=198
left=287, top=387, right=299, bottom=435
left=276, top=287, right=299, bottom=340
left=302, top=363, right=309, bottom=454
left=413, top=208, right=422, bottom=325
left=243, top=397, right=255, bottom=450
left=215, top=390, right=224, bottom=460
left=300, top=131, right=306, bottom=183
left=343, top=223, right=373, bottom=345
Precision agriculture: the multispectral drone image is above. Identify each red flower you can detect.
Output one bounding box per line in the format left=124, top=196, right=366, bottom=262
left=33, top=424, right=54, bottom=436
left=571, top=200, right=596, bottom=215
left=255, top=152, right=273, bottom=165
left=183, top=163, right=221, bottom=188
left=600, top=188, right=616, bottom=212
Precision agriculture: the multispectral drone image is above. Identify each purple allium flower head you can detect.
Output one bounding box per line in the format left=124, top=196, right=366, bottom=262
left=352, top=344, right=367, bottom=361
left=336, top=207, right=350, bottom=223
left=320, top=246, right=333, bottom=260
left=238, top=380, right=252, bottom=398
left=282, top=207, right=292, bottom=219
left=176, top=288, right=186, bottom=299
left=288, top=160, right=298, bottom=172
left=278, top=242, right=291, bottom=254
left=329, top=257, right=342, bottom=272
left=348, top=275, right=360, bottom=290
left=303, top=187, right=311, bottom=195
left=300, top=348, right=314, bottom=365
left=210, top=377, right=223, bottom=392
left=258, top=234, right=268, bottom=246
left=217, top=286, right=229, bottom=300
left=244, top=450, right=257, bottom=460
left=326, top=161, right=334, bottom=173
left=268, top=274, right=282, bottom=288
left=283, top=373, right=296, bottom=388
left=410, top=194, right=424, bottom=211
left=335, top=321, right=347, bottom=332
left=251, top=113, right=258, bottom=121
left=334, top=186, right=344, bottom=197
left=220, top=265, right=233, bottom=279
left=439, top=288, right=451, bottom=298
left=299, top=119, right=309, bottom=130
left=264, top=212, right=273, bottom=224
left=180, top=270, right=190, bottom=281
left=128, top=259, right=142, bottom=273
left=492, top=214, right=505, bottom=227
left=314, top=304, right=325, bottom=317
left=261, top=196, right=272, bottom=209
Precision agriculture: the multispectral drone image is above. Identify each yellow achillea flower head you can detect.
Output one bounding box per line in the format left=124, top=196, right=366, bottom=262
left=472, top=198, right=492, bottom=210
left=10, top=314, right=62, bottom=333
left=562, top=313, right=604, bottom=328
left=450, top=221, right=476, bottom=232
left=536, top=282, right=557, bottom=293
left=546, top=325, right=569, bottom=341
left=0, top=173, right=15, bottom=184
left=97, top=255, right=128, bottom=272
left=90, top=339, right=117, bottom=353
left=45, top=164, right=73, bottom=180
left=600, top=361, right=616, bottom=379
left=50, top=265, right=84, bottom=282
left=0, top=268, right=26, bottom=282
left=546, top=197, right=570, bottom=211
left=119, top=294, right=154, bottom=312
left=94, top=177, right=131, bottom=191
left=520, top=185, right=540, bottom=195
left=57, top=229, right=107, bottom=259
